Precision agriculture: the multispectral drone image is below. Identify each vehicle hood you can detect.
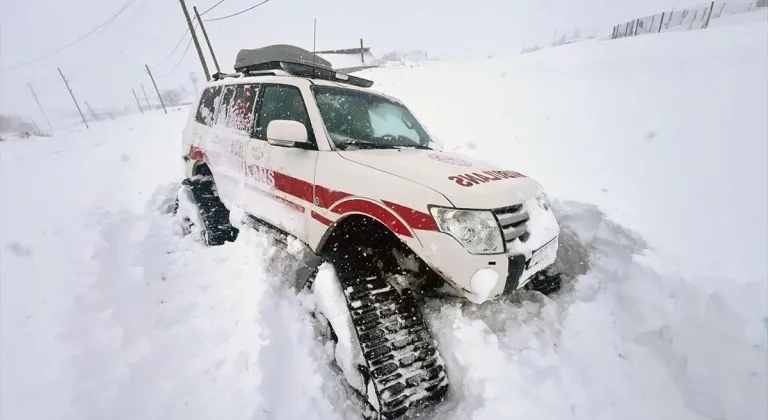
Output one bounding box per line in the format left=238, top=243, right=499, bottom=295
left=337, top=149, right=543, bottom=209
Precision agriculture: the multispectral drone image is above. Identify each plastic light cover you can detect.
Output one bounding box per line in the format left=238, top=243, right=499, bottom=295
left=536, top=191, right=551, bottom=211
left=430, top=207, right=504, bottom=254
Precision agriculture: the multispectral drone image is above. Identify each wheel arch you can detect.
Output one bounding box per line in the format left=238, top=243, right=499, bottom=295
left=316, top=212, right=409, bottom=256
left=191, top=160, right=211, bottom=177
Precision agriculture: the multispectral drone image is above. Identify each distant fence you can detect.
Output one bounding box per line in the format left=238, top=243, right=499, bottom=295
left=611, top=1, right=761, bottom=39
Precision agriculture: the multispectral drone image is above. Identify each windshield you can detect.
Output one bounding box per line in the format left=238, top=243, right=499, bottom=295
left=312, top=85, right=436, bottom=150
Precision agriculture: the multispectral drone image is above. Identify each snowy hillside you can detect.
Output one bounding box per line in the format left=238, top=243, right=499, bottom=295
left=1, top=13, right=766, bottom=420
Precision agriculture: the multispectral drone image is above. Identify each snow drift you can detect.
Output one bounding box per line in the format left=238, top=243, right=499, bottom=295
left=1, top=13, right=766, bottom=420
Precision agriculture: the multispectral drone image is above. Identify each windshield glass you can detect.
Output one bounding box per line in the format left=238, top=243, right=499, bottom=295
left=312, top=85, right=436, bottom=150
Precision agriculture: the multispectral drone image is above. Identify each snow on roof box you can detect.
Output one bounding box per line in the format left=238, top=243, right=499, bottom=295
left=234, top=44, right=333, bottom=72
left=233, top=44, right=374, bottom=88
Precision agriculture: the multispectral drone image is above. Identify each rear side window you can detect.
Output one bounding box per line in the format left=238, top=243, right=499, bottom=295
left=227, top=84, right=259, bottom=134
left=195, top=86, right=221, bottom=125
left=255, top=85, right=311, bottom=141
left=194, top=84, right=260, bottom=136
left=212, top=85, right=235, bottom=128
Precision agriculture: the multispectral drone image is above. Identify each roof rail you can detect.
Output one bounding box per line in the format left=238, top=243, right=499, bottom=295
left=238, top=61, right=374, bottom=88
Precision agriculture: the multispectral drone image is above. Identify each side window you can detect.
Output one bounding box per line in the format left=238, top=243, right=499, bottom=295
left=227, top=84, right=259, bottom=134
left=212, top=85, right=235, bottom=127
left=255, top=85, right=311, bottom=141
left=195, top=86, right=221, bottom=126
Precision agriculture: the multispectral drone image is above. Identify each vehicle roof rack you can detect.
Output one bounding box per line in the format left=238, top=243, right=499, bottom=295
left=233, top=44, right=374, bottom=88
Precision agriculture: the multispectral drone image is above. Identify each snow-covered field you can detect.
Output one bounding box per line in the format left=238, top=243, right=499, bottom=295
left=1, top=14, right=766, bottom=420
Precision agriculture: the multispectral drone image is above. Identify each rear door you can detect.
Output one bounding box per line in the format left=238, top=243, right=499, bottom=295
left=251, top=83, right=318, bottom=240
left=206, top=83, right=264, bottom=210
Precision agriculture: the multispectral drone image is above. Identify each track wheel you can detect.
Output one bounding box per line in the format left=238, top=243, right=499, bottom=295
left=174, top=176, right=237, bottom=246
left=310, top=257, right=449, bottom=419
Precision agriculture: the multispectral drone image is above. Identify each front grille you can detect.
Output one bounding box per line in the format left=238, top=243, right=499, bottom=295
left=493, top=204, right=530, bottom=247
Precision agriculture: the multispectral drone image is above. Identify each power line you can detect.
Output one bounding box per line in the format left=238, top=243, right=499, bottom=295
left=1, top=0, right=140, bottom=72
left=151, top=14, right=205, bottom=70
left=149, top=0, right=228, bottom=74
left=152, top=27, right=191, bottom=69
left=158, top=36, right=195, bottom=77
left=200, top=0, right=226, bottom=15
left=205, top=0, right=271, bottom=22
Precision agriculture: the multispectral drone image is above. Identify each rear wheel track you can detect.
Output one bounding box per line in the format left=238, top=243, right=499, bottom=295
left=179, top=176, right=238, bottom=245
left=337, top=271, right=449, bottom=419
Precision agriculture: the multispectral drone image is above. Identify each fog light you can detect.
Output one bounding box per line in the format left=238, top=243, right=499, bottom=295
left=470, top=268, right=500, bottom=302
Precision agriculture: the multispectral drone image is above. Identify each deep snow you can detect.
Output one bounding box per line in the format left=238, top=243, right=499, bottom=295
left=1, top=14, right=766, bottom=420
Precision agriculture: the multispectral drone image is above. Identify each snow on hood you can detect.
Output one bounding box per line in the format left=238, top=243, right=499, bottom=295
left=337, top=149, right=544, bottom=209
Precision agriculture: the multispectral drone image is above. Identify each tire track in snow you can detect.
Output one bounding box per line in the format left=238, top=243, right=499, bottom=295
left=421, top=201, right=767, bottom=420
left=61, top=186, right=347, bottom=420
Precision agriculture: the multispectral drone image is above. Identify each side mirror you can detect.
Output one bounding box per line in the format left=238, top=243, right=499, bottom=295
left=266, top=120, right=308, bottom=147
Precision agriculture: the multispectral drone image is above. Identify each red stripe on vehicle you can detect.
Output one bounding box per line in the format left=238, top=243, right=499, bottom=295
left=188, top=145, right=205, bottom=161
left=246, top=184, right=306, bottom=213
left=311, top=211, right=333, bottom=226
left=315, top=185, right=351, bottom=209
left=186, top=147, right=437, bottom=235
left=330, top=199, right=412, bottom=237
left=274, top=172, right=314, bottom=203
left=383, top=200, right=438, bottom=231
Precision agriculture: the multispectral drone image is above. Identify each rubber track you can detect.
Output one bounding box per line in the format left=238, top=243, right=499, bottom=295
left=183, top=177, right=238, bottom=246
left=337, top=272, right=449, bottom=419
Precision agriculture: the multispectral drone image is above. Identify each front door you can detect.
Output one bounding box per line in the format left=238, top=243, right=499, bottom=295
left=251, top=84, right=318, bottom=240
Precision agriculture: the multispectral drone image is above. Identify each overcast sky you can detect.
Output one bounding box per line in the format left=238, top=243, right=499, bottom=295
left=0, top=0, right=705, bottom=125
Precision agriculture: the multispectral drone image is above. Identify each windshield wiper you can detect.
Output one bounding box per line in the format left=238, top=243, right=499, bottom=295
left=335, top=139, right=387, bottom=150
left=335, top=138, right=434, bottom=151
left=389, top=144, right=433, bottom=150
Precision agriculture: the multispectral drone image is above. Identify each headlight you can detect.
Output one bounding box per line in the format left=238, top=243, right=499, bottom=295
left=429, top=207, right=504, bottom=254
left=535, top=191, right=551, bottom=211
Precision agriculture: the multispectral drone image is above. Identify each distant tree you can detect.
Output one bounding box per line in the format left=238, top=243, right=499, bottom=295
left=0, top=114, right=50, bottom=138
left=381, top=50, right=432, bottom=62
left=0, top=114, right=37, bottom=134
left=189, top=72, right=199, bottom=94
left=161, top=89, right=184, bottom=107
left=381, top=51, right=403, bottom=61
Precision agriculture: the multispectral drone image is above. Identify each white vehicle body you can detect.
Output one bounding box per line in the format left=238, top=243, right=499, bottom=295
left=181, top=72, right=559, bottom=304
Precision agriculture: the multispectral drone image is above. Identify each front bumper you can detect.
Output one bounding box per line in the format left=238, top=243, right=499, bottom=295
left=414, top=198, right=560, bottom=304
left=503, top=236, right=559, bottom=293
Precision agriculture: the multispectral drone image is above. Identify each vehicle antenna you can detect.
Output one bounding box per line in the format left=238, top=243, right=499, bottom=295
left=312, top=18, right=317, bottom=79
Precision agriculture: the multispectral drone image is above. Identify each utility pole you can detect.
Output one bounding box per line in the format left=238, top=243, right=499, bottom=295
left=360, top=38, right=365, bottom=64
left=132, top=88, right=144, bottom=114
left=141, top=83, right=151, bottom=110
left=667, top=7, right=675, bottom=30
left=178, top=0, right=210, bottom=81
left=57, top=67, right=88, bottom=129
left=702, top=1, right=716, bottom=29
left=193, top=6, right=220, bottom=74
left=27, top=84, right=53, bottom=133
left=145, top=64, right=167, bottom=114
left=84, top=101, right=98, bottom=122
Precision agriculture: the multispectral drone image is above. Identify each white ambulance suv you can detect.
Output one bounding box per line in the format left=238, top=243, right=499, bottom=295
left=176, top=45, right=560, bottom=418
